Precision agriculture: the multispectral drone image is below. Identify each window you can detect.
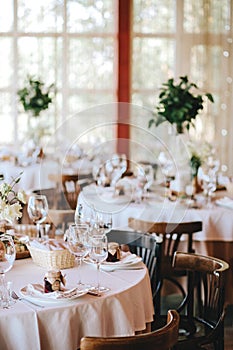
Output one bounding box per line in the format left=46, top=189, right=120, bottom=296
left=0, top=0, right=233, bottom=174
left=130, top=0, right=233, bottom=174
left=0, top=0, right=118, bottom=155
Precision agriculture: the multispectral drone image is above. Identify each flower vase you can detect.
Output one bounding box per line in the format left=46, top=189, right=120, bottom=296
left=168, top=127, right=191, bottom=194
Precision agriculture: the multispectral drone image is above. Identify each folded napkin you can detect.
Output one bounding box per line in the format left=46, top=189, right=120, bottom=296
left=101, top=252, right=142, bottom=271
left=103, top=252, right=142, bottom=266
left=29, top=240, right=50, bottom=251
left=23, top=284, right=88, bottom=300
left=215, top=196, right=233, bottom=210
left=29, top=239, right=68, bottom=251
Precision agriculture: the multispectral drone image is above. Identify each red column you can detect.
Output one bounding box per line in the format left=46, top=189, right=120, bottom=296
left=117, top=0, right=131, bottom=156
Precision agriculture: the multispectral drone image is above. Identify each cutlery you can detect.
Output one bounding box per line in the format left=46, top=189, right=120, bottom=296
left=103, top=267, right=144, bottom=272
left=11, top=291, right=45, bottom=308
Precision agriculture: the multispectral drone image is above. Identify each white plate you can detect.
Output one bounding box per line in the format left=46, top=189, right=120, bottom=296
left=84, top=253, right=142, bottom=270
left=20, top=284, right=89, bottom=304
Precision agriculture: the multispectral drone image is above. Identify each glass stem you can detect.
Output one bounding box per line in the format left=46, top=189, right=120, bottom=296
left=36, top=223, right=41, bottom=239
left=76, top=258, right=82, bottom=285
left=96, top=262, right=101, bottom=295
left=0, top=273, right=9, bottom=309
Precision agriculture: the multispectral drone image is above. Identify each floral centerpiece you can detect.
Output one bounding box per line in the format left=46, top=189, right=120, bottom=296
left=187, top=140, right=216, bottom=193
left=0, top=173, right=27, bottom=224
left=188, top=140, right=215, bottom=177
left=149, top=75, right=214, bottom=134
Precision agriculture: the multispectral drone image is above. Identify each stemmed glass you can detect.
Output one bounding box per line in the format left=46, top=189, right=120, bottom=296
left=65, top=223, right=89, bottom=285
left=159, top=153, right=175, bottom=185
left=202, top=157, right=219, bottom=208
left=0, top=234, right=16, bottom=308
left=27, top=195, right=49, bottom=240
left=111, top=154, right=127, bottom=185
left=95, top=211, right=112, bottom=236
left=202, top=171, right=217, bottom=208
left=88, top=234, right=108, bottom=296
left=137, top=163, right=154, bottom=196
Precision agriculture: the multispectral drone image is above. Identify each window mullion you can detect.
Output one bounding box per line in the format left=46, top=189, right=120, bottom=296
left=13, top=0, right=18, bottom=144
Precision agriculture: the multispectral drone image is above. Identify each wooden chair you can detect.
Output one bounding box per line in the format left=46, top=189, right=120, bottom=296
left=128, top=218, right=202, bottom=315
left=80, top=309, right=179, bottom=350
left=172, top=251, right=229, bottom=350
left=61, top=174, right=81, bottom=210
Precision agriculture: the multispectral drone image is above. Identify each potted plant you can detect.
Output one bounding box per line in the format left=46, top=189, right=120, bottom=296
left=18, top=76, right=54, bottom=117
left=17, top=76, right=55, bottom=149
left=149, top=75, right=214, bottom=134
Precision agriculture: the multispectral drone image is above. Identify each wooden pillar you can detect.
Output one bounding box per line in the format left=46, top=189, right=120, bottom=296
left=117, top=0, right=131, bottom=156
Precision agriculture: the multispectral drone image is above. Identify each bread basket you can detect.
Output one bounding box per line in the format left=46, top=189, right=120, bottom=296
left=27, top=245, right=75, bottom=269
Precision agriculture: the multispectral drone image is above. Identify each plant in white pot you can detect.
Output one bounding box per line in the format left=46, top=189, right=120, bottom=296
left=17, top=76, right=55, bottom=150
left=149, top=76, right=214, bottom=194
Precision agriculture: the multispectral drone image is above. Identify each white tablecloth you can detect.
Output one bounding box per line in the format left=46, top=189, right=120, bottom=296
left=0, top=258, right=154, bottom=350
left=79, top=184, right=233, bottom=242
left=0, top=160, right=59, bottom=191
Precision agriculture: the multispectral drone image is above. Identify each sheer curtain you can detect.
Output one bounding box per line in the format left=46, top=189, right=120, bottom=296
left=131, top=0, right=233, bottom=175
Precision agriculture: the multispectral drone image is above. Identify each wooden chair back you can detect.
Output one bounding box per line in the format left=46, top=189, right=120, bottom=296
left=61, top=174, right=81, bottom=210
left=128, top=218, right=202, bottom=314
left=172, top=251, right=229, bottom=349
left=80, top=309, right=179, bottom=350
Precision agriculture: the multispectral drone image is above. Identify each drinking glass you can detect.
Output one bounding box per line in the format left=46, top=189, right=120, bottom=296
left=0, top=234, right=16, bottom=308
left=137, top=163, right=154, bottom=196
left=158, top=152, right=175, bottom=189
left=75, top=204, right=95, bottom=226
left=110, top=154, right=127, bottom=188
left=202, top=171, right=217, bottom=208
left=88, top=234, right=108, bottom=296
left=201, top=158, right=219, bottom=208
left=65, top=223, right=89, bottom=285
left=27, top=195, right=49, bottom=240
left=95, top=211, right=112, bottom=236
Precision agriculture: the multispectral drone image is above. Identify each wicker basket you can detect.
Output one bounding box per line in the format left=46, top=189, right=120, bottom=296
left=28, top=246, right=75, bottom=270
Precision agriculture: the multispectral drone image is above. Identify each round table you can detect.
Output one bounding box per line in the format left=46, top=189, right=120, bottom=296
left=0, top=257, right=154, bottom=350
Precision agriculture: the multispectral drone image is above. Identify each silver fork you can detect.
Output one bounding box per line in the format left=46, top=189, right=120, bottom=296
left=11, top=291, right=45, bottom=308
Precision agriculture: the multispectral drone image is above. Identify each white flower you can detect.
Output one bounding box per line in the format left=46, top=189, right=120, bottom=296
left=0, top=203, right=23, bottom=222
left=187, top=140, right=216, bottom=163
left=0, top=174, right=24, bottom=224
left=17, top=190, right=27, bottom=204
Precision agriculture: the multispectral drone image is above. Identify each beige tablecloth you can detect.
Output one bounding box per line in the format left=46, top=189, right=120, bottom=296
left=79, top=184, right=233, bottom=241
left=79, top=184, right=233, bottom=304
left=0, top=258, right=154, bottom=350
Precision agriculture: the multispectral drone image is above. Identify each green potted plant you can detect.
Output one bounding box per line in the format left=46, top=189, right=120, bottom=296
left=17, top=76, right=54, bottom=117
left=149, top=75, right=214, bottom=134
left=17, top=76, right=55, bottom=148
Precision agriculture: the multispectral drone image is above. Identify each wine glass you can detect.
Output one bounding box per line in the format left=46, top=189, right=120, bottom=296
left=95, top=211, right=113, bottom=236
left=110, top=154, right=127, bottom=188
left=137, top=163, right=154, bottom=196
left=27, top=195, right=49, bottom=240
left=65, top=223, right=89, bottom=285
left=88, top=234, right=109, bottom=296
left=202, top=171, right=217, bottom=208
left=0, top=234, right=16, bottom=308
left=201, top=157, right=219, bottom=208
